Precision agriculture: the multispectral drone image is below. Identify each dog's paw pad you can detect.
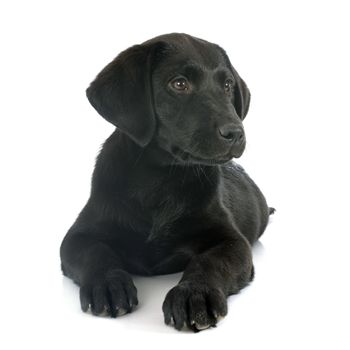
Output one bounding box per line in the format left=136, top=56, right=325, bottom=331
left=116, top=308, right=128, bottom=316
left=194, top=323, right=211, bottom=331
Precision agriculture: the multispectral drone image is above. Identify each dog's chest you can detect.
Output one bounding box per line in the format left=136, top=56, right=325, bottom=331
left=148, top=195, right=185, bottom=241
left=148, top=184, right=219, bottom=242
left=129, top=164, right=220, bottom=239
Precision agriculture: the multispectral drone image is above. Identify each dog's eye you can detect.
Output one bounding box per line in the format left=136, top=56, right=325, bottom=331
left=224, top=79, right=234, bottom=93
left=170, top=77, right=189, bottom=92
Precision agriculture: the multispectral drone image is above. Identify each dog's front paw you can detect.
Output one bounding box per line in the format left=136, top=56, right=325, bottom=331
left=162, top=282, right=227, bottom=332
left=79, top=269, right=138, bottom=317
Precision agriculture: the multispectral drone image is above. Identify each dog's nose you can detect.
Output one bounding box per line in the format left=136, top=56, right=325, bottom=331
left=218, top=125, right=244, bottom=143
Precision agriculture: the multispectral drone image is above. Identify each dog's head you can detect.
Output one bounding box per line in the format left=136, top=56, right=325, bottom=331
left=87, top=33, right=250, bottom=165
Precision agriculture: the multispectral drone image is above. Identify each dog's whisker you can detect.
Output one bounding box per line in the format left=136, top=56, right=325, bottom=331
left=202, top=165, right=213, bottom=185
left=181, top=153, right=190, bottom=186
left=195, top=165, right=204, bottom=186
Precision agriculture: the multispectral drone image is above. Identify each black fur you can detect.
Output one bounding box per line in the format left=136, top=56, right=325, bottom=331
left=60, top=33, right=273, bottom=331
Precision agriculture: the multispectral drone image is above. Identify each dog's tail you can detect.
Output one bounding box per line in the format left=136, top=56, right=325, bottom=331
left=269, top=207, right=276, bottom=215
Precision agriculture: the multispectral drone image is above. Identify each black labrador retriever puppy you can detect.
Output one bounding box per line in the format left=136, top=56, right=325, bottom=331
left=60, top=33, right=274, bottom=332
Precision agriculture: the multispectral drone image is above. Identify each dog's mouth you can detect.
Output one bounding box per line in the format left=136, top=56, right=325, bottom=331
left=170, top=146, right=240, bottom=165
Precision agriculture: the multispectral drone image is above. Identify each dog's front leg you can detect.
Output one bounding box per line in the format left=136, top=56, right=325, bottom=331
left=60, top=232, right=138, bottom=317
left=162, top=232, right=253, bottom=331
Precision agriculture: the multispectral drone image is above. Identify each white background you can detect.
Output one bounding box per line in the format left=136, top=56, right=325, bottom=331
left=1, top=0, right=349, bottom=349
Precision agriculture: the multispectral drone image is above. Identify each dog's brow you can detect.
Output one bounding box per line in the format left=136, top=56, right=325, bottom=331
left=182, top=63, right=205, bottom=76
left=214, top=68, right=234, bottom=81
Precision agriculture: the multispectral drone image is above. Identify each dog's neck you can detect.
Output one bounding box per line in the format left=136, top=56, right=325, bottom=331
left=96, top=129, right=221, bottom=187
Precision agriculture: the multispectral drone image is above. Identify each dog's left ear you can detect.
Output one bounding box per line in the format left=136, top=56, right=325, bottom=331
left=218, top=47, right=251, bottom=120
left=86, top=42, right=165, bottom=147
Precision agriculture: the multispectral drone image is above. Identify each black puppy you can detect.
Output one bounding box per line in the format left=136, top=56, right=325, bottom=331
left=60, top=33, right=273, bottom=331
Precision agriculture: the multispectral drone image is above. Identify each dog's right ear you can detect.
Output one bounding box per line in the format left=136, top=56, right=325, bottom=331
left=86, top=42, right=164, bottom=147
left=216, top=46, right=251, bottom=120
